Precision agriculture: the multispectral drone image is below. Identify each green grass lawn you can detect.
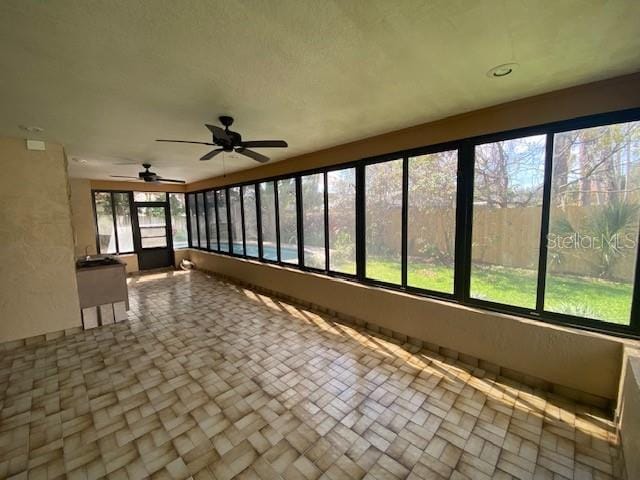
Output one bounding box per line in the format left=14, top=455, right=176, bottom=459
left=335, top=259, right=633, bottom=325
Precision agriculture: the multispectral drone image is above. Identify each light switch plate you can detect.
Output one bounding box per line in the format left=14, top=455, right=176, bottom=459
left=26, top=139, right=46, bottom=151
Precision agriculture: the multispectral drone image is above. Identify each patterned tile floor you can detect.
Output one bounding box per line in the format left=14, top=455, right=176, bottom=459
left=0, top=269, right=622, bottom=480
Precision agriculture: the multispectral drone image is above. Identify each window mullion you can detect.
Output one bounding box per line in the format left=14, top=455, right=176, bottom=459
left=356, top=164, right=366, bottom=281
left=274, top=182, right=281, bottom=263
left=401, top=157, right=409, bottom=288
left=111, top=191, right=120, bottom=254
left=295, top=177, right=304, bottom=268
left=535, top=133, right=555, bottom=313
left=454, top=142, right=474, bottom=301
left=323, top=172, right=330, bottom=272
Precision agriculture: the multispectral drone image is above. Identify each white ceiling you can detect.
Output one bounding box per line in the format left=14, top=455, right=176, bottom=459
left=1, top=0, right=639, bottom=183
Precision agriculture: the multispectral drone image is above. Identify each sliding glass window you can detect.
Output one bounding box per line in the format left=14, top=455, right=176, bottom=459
left=277, top=178, right=298, bottom=264
left=260, top=182, right=278, bottom=261
left=243, top=185, right=259, bottom=258
left=95, top=192, right=117, bottom=254
left=205, top=191, right=218, bottom=251
left=188, top=193, right=198, bottom=248
left=169, top=193, right=188, bottom=249
left=94, top=191, right=134, bottom=254
left=407, top=150, right=458, bottom=293
left=545, top=121, right=640, bottom=325
left=301, top=173, right=326, bottom=269
left=327, top=168, right=356, bottom=274
left=216, top=190, right=230, bottom=252
left=365, top=159, right=403, bottom=284
left=175, top=110, right=640, bottom=337
left=196, top=193, right=207, bottom=248
left=471, top=135, right=546, bottom=308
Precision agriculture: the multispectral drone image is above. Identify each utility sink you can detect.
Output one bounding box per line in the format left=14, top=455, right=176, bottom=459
left=76, top=255, right=122, bottom=269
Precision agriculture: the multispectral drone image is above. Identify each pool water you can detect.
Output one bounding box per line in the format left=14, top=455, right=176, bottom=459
left=218, top=243, right=299, bottom=263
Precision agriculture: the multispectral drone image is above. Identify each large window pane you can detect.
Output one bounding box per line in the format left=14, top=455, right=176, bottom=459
left=229, top=187, right=244, bottom=255
left=169, top=193, right=188, bottom=249
left=217, top=190, right=229, bottom=252
left=365, top=159, right=403, bottom=284
left=114, top=193, right=134, bottom=252
left=545, top=121, right=640, bottom=325
left=407, top=150, right=457, bottom=293
left=188, top=193, right=198, bottom=248
left=471, top=135, right=546, bottom=308
left=243, top=185, right=259, bottom=258
left=327, top=168, right=356, bottom=274
left=278, top=178, right=298, bottom=264
left=260, top=182, right=277, bottom=261
left=302, top=173, right=326, bottom=269
left=205, top=191, right=218, bottom=251
left=196, top=193, right=207, bottom=248
left=95, top=192, right=116, bottom=254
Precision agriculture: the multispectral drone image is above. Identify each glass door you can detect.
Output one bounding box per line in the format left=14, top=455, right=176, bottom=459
left=133, top=198, right=174, bottom=270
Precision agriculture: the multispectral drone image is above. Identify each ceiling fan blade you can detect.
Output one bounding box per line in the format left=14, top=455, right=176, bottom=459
left=240, top=140, right=288, bottom=148
left=237, top=148, right=270, bottom=163
left=200, top=148, right=224, bottom=161
left=156, top=139, right=216, bottom=146
left=157, top=178, right=186, bottom=184
left=110, top=175, right=140, bottom=179
left=205, top=125, right=230, bottom=142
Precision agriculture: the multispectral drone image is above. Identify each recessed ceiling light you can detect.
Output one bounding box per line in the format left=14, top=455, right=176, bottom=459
left=487, top=63, right=519, bottom=78
left=19, top=125, right=44, bottom=133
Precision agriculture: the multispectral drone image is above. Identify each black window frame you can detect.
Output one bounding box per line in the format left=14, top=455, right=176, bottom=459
left=183, top=107, right=640, bottom=339
left=92, top=190, right=136, bottom=255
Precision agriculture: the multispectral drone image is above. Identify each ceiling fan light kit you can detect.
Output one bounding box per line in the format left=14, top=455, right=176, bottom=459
left=157, top=116, right=288, bottom=163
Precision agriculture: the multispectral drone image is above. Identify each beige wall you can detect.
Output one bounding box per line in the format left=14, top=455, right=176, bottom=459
left=0, top=137, right=81, bottom=342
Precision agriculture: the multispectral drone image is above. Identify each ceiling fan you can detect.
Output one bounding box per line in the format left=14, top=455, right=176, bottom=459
left=110, top=163, right=185, bottom=184
left=156, top=116, right=288, bottom=163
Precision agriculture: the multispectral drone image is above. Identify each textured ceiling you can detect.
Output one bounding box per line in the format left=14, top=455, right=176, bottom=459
left=1, top=0, right=639, bottom=182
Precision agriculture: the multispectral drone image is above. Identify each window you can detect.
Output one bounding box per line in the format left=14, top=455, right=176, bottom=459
left=229, top=187, right=244, bottom=255
left=407, top=150, right=458, bottom=293
left=113, top=193, right=134, bottom=252
left=134, top=191, right=165, bottom=202
left=196, top=193, right=207, bottom=248
left=95, top=192, right=117, bottom=254
left=138, top=206, right=167, bottom=248
left=327, top=168, right=356, bottom=274
left=278, top=178, right=298, bottom=264
left=217, top=190, right=230, bottom=252
left=205, top=191, right=218, bottom=251
left=94, top=191, right=134, bottom=254
left=260, top=182, right=278, bottom=261
left=301, top=173, right=326, bottom=269
left=139, top=111, right=640, bottom=336
left=243, top=185, right=259, bottom=258
left=365, top=159, right=403, bottom=284
left=545, top=121, right=640, bottom=325
left=471, top=135, right=546, bottom=308
left=169, top=193, right=188, bottom=249
left=188, top=193, right=198, bottom=248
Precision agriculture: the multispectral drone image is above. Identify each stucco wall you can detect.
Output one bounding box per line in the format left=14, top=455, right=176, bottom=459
left=186, top=249, right=624, bottom=401
left=0, top=137, right=81, bottom=342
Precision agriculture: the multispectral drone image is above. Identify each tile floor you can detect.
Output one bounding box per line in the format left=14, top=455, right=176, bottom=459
left=0, top=270, right=622, bottom=479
